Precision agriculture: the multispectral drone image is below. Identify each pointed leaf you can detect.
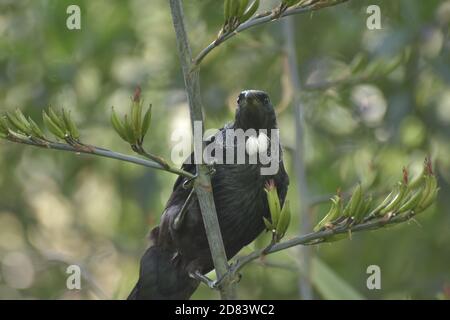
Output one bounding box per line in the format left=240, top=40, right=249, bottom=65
left=48, top=107, right=65, bottom=130
left=141, top=104, right=152, bottom=140
left=0, top=116, right=9, bottom=134
left=241, top=0, right=259, bottom=23
left=6, top=111, right=30, bottom=134
left=238, top=0, right=249, bottom=18
left=276, top=200, right=291, bottom=239
left=28, top=117, right=46, bottom=139
left=224, top=0, right=231, bottom=21
left=62, top=109, right=80, bottom=140
left=131, top=100, right=143, bottom=139
left=110, top=107, right=128, bottom=142
left=263, top=216, right=273, bottom=231
left=123, top=115, right=137, bottom=144
left=229, top=0, right=239, bottom=18
left=43, top=110, right=65, bottom=139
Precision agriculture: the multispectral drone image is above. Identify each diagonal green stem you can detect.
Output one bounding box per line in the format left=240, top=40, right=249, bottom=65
left=193, top=0, right=350, bottom=67
left=229, top=210, right=419, bottom=278
left=3, top=136, right=194, bottom=179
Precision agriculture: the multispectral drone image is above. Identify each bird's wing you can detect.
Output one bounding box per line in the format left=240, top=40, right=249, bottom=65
left=172, top=124, right=232, bottom=190
left=165, top=124, right=231, bottom=232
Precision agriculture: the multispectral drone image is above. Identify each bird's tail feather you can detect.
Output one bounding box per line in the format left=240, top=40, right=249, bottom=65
left=128, top=246, right=199, bottom=300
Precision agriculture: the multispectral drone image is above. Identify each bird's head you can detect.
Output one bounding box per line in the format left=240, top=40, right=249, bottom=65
left=234, top=90, right=277, bottom=131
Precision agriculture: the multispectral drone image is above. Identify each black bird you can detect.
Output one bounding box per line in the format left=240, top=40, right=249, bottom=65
left=128, top=90, right=289, bottom=300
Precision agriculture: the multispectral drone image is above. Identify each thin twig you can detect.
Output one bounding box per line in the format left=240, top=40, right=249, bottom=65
left=228, top=210, right=418, bottom=278
left=255, top=260, right=299, bottom=272
left=3, top=136, right=194, bottom=179
left=133, top=144, right=171, bottom=170
left=193, top=0, right=350, bottom=67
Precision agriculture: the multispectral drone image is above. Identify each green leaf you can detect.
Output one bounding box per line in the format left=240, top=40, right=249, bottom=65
left=397, top=188, right=423, bottom=213
left=353, top=195, right=372, bottom=223
left=229, top=0, right=239, bottom=18
left=224, top=0, right=231, bottom=21
left=62, top=109, right=80, bottom=140
left=141, top=104, right=152, bottom=140
left=263, top=216, right=273, bottom=231
left=237, top=0, right=249, bottom=18
left=6, top=111, right=30, bottom=134
left=111, top=107, right=128, bottom=142
left=14, top=109, right=32, bottom=131
left=379, top=181, right=407, bottom=214
left=123, top=114, right=137, bottom=144
left=265, top=181, right=281, bottom=227
left=0, top=116, right=9, bottom=134
left=48, top=107, right=65, bottom=130
left=28, top=117, right=46, bottom=139
left=241, top=0, right=259, bottom=23
left=275, top=200, right=291, bottom=239
left=343, top=184, right=362, bottom=217
left=416, top=188, right=438, bottom=213
left=43, top=110, right=65, bottom=139
left=314, top=195, right=341, bottom=231
left=283, top=0, right=299, bottom=6
left=369, top=187, right=397, bottom=217
left=311, top=257, right=365, bottom=300
left=131, top=100, right=143, bottom=139
left=416, top=175, right=438, bottom=212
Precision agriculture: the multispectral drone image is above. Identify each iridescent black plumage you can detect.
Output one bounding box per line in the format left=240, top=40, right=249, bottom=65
left=129, top=90, right=289, bottom=300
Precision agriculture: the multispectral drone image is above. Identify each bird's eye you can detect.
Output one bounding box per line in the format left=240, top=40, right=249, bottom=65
left=264, top=97, right=270, bottom=104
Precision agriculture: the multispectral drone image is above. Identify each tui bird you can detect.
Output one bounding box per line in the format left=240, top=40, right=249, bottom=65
left=128, top=90, right=289, bottom=300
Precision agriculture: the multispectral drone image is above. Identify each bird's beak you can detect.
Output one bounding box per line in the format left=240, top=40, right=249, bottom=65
left=244, top=91, right=261, bottom=109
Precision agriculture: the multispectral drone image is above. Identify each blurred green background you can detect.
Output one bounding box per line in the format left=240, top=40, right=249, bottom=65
left=0, top=0, right=449, bottom=299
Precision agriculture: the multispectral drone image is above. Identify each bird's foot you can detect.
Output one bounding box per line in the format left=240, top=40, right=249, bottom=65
left=205, top=161, right=217, bottom=176
left=182, top=162, right=215, bottom=190
left=213, top=265, right=242, bottom=288
left=183, top=173, right=198, bottom=189
left=189, top=271, right=218, bottom=289
left=190, top=267, right=242, bottom=290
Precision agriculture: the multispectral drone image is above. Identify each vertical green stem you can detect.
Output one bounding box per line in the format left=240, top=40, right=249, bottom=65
left=283, top=17, right=313, bottom=300
left=168, top=0, right=235, bottom=300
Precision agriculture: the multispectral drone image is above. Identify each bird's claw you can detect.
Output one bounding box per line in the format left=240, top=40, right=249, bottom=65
left=206, top=161, right=217, bottom=176
left=183, top=173, right=198, bottom=189
left=189, top=271, right=219, bottom=290
left=182, top=163, right=215, bottom=190
left=189, top=269, right=240, bottom=290
left=208, top=280, right=219, bottom=289
left=212, top=269, right=241, bottom=288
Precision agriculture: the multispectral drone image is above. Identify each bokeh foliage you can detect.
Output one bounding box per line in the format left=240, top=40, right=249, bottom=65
left=0, top=0, right=449, bottom=299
